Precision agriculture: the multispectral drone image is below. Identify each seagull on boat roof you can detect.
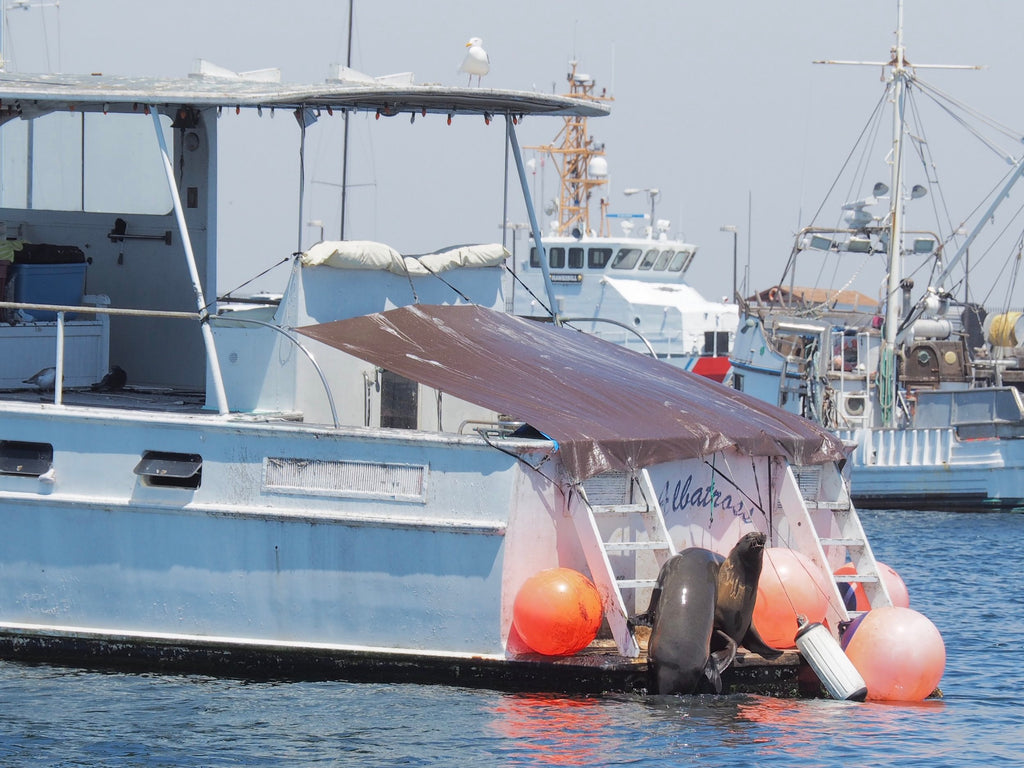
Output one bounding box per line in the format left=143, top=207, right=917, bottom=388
left=90, top=365, right=127, bottom=392
left=459, top=37, right=489, bottom=86
left=23, top=366, right=57, bottom=391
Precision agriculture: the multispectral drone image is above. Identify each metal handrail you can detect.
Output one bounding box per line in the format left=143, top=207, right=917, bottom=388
left=560, top=316, right=658, bottom=358
left=209, top=314, right=340, bottom=429
left=2, top=299, right=340, bottom=429
left=0, top=299, right=198, bottom=320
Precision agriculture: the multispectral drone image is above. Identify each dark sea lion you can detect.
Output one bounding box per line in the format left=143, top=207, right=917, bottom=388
left=711, top=531, right=784, bottom=659
left=633, top=548, right=737, bottom=695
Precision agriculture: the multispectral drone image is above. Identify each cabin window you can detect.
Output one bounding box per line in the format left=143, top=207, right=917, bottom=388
left=528, top=246, right=567, bottom=268
left=0, top=440, right=53, bottom=477
left=611, top=248, right=642, bottom=270
left=588, top=248, right=612, bottom=268
left=380, top=369, right=418, bottom=429
left=638, top=250, right=659, bottom=270
left=653, top=250, right=673, bottom=270
left=568, top=247, right=584, bottom=269
left=668, top=250, right=693, bottom=272
left=703, top=331, right=730, bottom=356
left=732, top=374, right=744, bottom=392
left=134, top=451, right=202, bottom=489
left=0, top=112, right=174, bottom=214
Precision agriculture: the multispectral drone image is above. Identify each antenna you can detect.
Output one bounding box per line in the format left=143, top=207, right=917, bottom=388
left=340, top=0, right=354, bottom=240
left=0, top=0, right=63, bottom=73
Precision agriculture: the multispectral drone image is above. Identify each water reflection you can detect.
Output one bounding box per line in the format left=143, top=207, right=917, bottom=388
left=736, top=694, right=950, bottom=762
left=488, top=694, right=625, bottom=765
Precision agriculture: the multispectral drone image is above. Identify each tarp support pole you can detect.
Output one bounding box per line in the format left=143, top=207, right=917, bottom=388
left=151, top=107, right=230, bottom=415
left=507, top=116, right=560, bottom=324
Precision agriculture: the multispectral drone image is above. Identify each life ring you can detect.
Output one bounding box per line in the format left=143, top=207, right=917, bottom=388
left=768, top=287, right=779, bottom=302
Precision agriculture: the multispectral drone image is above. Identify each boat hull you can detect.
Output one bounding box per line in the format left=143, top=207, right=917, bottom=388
left=839, top=426, right=1024, bottom=511
left=0, top=403, right=547, bottom=661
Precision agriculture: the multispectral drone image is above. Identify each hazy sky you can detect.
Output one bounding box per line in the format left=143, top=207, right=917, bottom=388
left=5, top=0, right=1024, bottom=308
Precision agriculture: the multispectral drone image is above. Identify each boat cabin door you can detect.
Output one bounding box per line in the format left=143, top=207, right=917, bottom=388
left=363, top=367, right=418, bottom=429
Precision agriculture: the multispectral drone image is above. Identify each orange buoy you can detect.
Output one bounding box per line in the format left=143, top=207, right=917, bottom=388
left=751, top=548, right=831, bottom=649
left=835, top=561, right=910, bottom=611
left=512, top=568, right=603, bottom=656
left=842, top=606, right=945, bottom=701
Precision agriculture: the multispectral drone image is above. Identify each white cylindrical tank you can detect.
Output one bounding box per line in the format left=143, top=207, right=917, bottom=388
left=795, top=618, right=868, bottom=701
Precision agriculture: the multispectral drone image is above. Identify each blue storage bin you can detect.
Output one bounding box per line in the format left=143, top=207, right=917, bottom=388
left=9, top=262, right=87, bottom=320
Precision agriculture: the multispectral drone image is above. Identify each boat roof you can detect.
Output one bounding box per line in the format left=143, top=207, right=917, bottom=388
left=754, top=285, right=879, bottom=311
left=297, top=304, right=845, bottom=480
left=602, top=277, right=734, bottom=312
left=0, top=72, right=610, bottom=118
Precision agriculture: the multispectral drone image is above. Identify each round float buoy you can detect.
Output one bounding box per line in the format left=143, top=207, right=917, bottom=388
left=834, top=561, right=910, bottom=611
left=512, top=568, right=603, bottom=656
left=842, top=606, right=945, bottom=701
left=751, top=548, right=831, bottom=649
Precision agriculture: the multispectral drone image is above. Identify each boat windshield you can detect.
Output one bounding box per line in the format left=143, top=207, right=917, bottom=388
left=611, top=248, right=642, bottom=269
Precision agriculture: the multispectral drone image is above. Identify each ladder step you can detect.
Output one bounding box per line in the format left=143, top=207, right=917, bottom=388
left=803, top=501, right=853, bottom=512
left=835, top=574, right=880, bottom=584
left=819, top=537, right=865, bottom=547
left=616, top=579, right=659, bottom=590
left=603, top=541, right=671, bottom=553
left=590, top=503, right=649, bottom=516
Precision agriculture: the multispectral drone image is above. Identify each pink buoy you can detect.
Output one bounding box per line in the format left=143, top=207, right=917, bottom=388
left=512, top=568, right=603, bottom=656
left=834, top=561, right=910, bottom=610
left=751, top=548, right=831, bottom=649
left=843, top=606, right=945, bottom=701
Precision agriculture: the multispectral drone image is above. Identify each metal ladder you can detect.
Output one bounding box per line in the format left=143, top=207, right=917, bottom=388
left=778, top=357, right=808, bottom=408
left=817, top=500, right=891, bottom=612
left=569, top=470, right=676, bottom=658
left=792, top=465, right=892, bottom=619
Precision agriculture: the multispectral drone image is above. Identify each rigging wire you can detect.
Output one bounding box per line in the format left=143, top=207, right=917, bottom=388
left=914, top=77, right=1024, bottom=160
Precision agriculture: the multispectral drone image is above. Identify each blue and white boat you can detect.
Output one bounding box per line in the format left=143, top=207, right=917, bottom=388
left=730, top=1, right=1024, bottom=512
left=0, top=65, right=893, bottom=693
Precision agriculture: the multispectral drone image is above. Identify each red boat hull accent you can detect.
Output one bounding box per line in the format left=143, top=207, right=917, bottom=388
left=691, top=356, right=731, bottom=383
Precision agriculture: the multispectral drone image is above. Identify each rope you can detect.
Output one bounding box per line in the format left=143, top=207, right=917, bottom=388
left=503, top=263, right=554, bottom=318
left=877, top=345, right=896, bottom=425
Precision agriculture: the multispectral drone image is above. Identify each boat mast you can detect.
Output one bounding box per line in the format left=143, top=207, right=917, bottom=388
left=880, top=0, right=907, bottom=428
left=527, top=62, right=612, bottom=237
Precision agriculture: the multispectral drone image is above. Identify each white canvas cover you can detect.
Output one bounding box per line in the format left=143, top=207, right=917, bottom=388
left=301, top=242, right=508, bottom=276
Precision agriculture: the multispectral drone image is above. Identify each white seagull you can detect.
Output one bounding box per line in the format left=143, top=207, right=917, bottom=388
left=459, top=37, right=489, bottom=86
left=23, top=366, right=57, bottom=391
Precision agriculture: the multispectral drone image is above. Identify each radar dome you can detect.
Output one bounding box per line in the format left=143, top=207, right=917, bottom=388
left=588, top=156, right=608, bottom=178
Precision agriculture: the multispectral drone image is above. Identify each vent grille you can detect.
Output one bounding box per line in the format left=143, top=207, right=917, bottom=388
left=264, top=457, right=427, bottom=502
left=582, top=471, right=631, bottom=505
left=792, top=465, right=822, bottom=501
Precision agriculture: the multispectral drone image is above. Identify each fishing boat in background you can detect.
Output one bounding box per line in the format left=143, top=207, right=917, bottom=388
left=0, top=63, right=942, bottom=699
left=509, top=63, right=737, bottom=382
left=730, top=0, right=1024, bottom=511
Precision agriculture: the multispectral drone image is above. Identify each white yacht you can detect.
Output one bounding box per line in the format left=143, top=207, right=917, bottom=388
left=509, top=64, right=737, bottom=382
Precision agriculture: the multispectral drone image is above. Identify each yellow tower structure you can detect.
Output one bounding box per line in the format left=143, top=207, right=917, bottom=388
left=528, top=62, right=614, bottom=237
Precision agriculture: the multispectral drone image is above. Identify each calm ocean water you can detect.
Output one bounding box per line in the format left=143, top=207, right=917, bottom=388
left=0, top=508, right=1019, bottom=767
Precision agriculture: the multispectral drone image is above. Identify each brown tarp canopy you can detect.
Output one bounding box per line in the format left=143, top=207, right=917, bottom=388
left=297, top=304, right=845, bottom=480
